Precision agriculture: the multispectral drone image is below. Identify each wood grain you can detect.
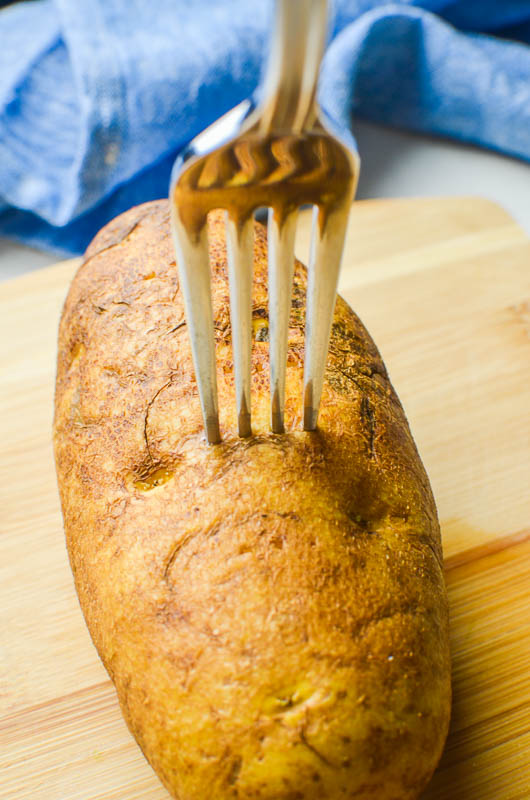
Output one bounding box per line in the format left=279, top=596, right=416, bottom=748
left=1, top=197, right=529, bottom=799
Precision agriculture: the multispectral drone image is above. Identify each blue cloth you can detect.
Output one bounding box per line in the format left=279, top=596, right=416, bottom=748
left=0, top=0, right=529, bottom=256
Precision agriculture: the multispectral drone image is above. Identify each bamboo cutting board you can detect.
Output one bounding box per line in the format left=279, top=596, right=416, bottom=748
left=1, top=196, right=529, bottom=799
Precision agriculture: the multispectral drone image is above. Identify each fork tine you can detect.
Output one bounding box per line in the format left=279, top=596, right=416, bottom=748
left=170, top=214, right=221, bottom=444
left=267, top=207, right=298, bottom=433
left=303, top=200, right=351, bottom=431
left=225, top=213, right=254, bottom=437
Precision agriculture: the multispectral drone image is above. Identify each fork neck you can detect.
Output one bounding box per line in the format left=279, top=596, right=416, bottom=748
left=258, top=0, right=328, bottom=135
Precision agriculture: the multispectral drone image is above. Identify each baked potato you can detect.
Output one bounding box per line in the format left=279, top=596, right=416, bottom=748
left=54, top=200, right=451, bottom=800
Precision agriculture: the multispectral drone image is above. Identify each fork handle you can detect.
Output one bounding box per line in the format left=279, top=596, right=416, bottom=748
left=259, top=0, right=328, bottom=134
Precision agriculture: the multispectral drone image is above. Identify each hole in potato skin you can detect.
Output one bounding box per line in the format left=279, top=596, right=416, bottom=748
left=252, top=318, right=269, bottom=342
left=69, top=341, right=85, bottom=368
left=262, top=683, right=314, bottom=715
left=133, top=467, right=174, bottom=492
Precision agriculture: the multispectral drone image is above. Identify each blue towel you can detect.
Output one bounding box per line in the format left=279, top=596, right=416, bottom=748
left=0, top=0, right=529, bottom=256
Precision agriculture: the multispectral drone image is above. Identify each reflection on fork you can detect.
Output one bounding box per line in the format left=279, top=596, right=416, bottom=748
left=170, top=0, right=359, bottom=444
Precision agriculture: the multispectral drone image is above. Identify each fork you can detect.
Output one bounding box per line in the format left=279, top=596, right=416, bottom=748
left=170, top=0, right=359, bottom=444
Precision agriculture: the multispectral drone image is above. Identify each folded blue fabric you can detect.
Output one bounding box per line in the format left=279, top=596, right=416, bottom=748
left=0, top=0, right=529, bottom=256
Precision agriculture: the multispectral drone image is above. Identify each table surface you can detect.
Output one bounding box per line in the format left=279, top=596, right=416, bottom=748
left=1, top=121, right=529, bottom=282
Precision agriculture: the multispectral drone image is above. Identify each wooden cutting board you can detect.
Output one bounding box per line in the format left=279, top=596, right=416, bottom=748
left=1, top=196, right=529, bottom=799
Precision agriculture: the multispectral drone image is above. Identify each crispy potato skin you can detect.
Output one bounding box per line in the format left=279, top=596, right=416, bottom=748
left=54, top=201, right=451, bottom=800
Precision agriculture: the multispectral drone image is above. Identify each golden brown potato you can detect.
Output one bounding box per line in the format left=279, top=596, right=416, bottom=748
left=54, top=200, right=451, bottom=800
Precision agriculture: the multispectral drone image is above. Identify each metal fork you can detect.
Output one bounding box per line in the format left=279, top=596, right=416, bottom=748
left=170, top=0, right=359, bottom=444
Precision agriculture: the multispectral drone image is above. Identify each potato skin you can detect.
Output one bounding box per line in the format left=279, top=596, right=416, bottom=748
left=54, top=201, right=451, bottom=800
